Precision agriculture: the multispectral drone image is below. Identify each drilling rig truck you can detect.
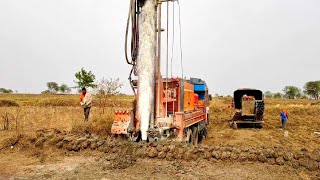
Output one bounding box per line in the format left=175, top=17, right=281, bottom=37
left=111, top=0, right=211, bottom=144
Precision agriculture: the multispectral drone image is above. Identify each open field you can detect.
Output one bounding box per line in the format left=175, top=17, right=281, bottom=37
left=207, top=97, right=320, bottom=151
left=0, top=94, right=320, bottom=179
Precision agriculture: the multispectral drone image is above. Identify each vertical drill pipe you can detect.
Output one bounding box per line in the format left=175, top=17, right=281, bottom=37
left=157, top=1, right=162, bottom=119
left=171, top=2, right=175, bottom=117
left=165, top=1, right=169, bottom=117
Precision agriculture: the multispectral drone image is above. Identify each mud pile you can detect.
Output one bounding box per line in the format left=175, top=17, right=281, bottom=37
left=2, top=129, right=320, bottom=172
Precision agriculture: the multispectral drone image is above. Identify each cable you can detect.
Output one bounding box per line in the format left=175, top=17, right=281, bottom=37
left=170, top=1, right=175, bottom=78
left=177, top=0, right=184, bottom=78
left=125, top=0, right=134, bottom=65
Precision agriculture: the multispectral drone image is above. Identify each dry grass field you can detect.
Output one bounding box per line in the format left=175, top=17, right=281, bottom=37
left=207, top=97, right=320, bottom=151
left=0, top=94, right=133, bottom=135
left=0, top=94, right=319, bottom=179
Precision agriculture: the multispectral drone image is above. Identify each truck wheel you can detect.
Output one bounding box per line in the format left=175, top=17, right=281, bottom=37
left=191, top=127, right=199, bottom=145
left=124, top=133, right=134, bottom=141
left=132, top=131, right=141, bottom=142
left=229, top=121, right=233, bottom=128
left=187, top=129, right=192, bottom=143
left=198, top=127, right=207, bottom=143
left=232, top=122, right=238, bottom=129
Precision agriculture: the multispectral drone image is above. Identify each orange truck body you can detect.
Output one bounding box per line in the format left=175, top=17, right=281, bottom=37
left=111, top=77, right=210, bottom=143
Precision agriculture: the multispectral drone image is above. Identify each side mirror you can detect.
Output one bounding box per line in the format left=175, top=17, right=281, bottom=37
left=209, top=94, right=212, bottom=101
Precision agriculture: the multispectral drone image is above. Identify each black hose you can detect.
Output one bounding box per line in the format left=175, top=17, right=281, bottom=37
left=125, top=0, right=134, bottom=65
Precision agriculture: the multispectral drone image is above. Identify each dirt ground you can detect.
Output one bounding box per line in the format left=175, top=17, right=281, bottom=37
left=0, top=154, right=314, bottom=180
left=0, top=129, right=319, bottom=180
left=0, top=95, right=320, bottom=179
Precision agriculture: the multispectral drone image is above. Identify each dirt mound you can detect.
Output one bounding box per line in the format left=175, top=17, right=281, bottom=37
left=1, top=129, right=319, bottom=172
left=0, top=133, right=32, bottom=150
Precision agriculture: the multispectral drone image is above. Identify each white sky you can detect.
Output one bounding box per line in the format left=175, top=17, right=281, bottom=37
left=0, top=0, right=319, bottom=95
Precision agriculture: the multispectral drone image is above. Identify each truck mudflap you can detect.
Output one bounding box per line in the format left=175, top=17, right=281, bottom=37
left=111, top=110, right=134, bottom=135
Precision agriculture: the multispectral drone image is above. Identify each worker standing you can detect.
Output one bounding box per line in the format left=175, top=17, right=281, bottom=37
left=280, top=109, right=288, bottom=129
left=80, top=87, right=92, bottom=121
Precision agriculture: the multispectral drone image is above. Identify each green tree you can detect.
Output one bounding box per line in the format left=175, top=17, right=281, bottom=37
left=273, top=92, right=283, bottom=99
left=303, top=81, right=320, bottom=100
left=283, top=86, right=301, bottom=99
left=41, top=90, right=51, bottom=94
left=264, top=91, right=273, bottom=98
left=74, top=68, right=97, bottom=90
left=46, top=82, right=59, bottom=93
left=0, top=88, right=13, bottom=93
left=59, top=84, right=71, bottom=94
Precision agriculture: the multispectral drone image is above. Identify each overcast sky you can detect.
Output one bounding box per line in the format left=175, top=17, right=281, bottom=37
left=0, top=0, right=319, bottom=95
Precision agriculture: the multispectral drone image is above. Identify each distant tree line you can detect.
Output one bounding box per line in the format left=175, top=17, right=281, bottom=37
left=265, top=81, right=320, bottom=100
left=42, top=82, right=71, bottom=94
left=41, top=67, right=123, bottom=96
left=0, top=88, right=14, bottom=94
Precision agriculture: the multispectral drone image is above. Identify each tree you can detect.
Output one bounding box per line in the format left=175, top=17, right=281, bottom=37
left=300, top=94, right=309, bottom=99
left=264, top=91, right=273, bottom=98
left=95, top=78, right=123, bottom=113
left=283, top=86, right=301, bottom=99
left=0, top=88, right=13, bottom=93
left=74, top=68, right=97, bottom=90
left=273, top=92, right=283, bottom=99
left=96, top=78, right=123, bottom=96
left=303, top=81, right=320, bottom=100
left=59, top=84, right=71, bottom=94
left=46, top=82, right=59, bottom=93
left=41, top=90, right=51, bottom=94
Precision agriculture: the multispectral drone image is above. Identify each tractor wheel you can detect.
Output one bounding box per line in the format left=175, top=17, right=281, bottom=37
left=191, top=127, right=199, bottom=145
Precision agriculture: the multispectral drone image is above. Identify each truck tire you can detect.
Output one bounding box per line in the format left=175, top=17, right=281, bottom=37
left=198, top=127, right=208, bottom=143
left=255, top=100, right=265, bottom=117
left=187, top=129, right=192, bottom=143
left=191, top=127, right=199, bottom=145
left=232, top=122, right=238, bottom=129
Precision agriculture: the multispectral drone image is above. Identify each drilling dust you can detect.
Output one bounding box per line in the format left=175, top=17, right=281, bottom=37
left=137, top=0, right=156, bottom=141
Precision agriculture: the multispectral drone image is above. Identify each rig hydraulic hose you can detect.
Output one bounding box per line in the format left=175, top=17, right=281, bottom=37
left=125, top=0, right=135, bottom=65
